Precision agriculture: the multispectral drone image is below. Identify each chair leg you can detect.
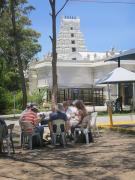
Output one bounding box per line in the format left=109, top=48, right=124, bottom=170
left=92, top=127, right=96, bottom=137
left=2, top=140, right=5, bottom=153
left=28, top=135, right=33, bottom=150
left=22, top=134, right=26, bottom=149
left=85, top=133, right=89, bottom=144
left=10, top=136, right=15, bottom=154
left=74, top=130, right=76, bottom=143
left=52, top=133, right=56, bottom=145
left=96, top=126, right=100, bottom=136
left=61, top=132, right=66, bottom=147
left=20, top=132, right=23, bottom=147
left=7, top=137, right=11, bottom=156
left=83, top=129, right=89, bottom=144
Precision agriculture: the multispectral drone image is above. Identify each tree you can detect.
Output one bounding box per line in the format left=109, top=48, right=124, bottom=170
left=49, top=0, right=69, bottom=105
left=10, top=0, right=28, bottom=109
left=0, top=0, right=41, bottom=110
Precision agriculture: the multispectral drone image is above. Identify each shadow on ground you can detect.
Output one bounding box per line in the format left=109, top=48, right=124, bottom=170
left=0, top=128, right=135, bottom=180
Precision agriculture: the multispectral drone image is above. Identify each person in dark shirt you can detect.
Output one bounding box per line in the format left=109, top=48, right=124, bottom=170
left=48, top=103, right=68, bottom=135
left=48, top=103, right=68, bottom=146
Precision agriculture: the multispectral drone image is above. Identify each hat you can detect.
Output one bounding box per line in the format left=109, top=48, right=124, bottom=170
left=31, top=105, right=39, bottom=112
left=56, top=103, right=64, bottom=112
left=26, top=102, right=32, bottom=108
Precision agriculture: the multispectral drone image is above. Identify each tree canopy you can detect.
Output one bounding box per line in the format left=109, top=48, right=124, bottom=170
left=0, top=0, right=41, bottom=113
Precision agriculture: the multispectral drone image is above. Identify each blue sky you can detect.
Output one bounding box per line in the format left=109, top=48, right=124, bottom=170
left=28, top=0, right=135, bottom=59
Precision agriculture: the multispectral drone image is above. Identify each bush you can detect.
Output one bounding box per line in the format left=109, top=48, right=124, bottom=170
left=0, top=89, right=23, bottom=114
left=28, top=90, right=43, bottom=106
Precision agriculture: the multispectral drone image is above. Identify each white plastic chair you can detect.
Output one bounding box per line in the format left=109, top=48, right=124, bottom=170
left=90, top=112, right=99, bottom=137
left=51, top=119, right=66, bottom=147
left=74, top=114, right=93, bottom=144
left=20, top=121, right=42, bottom=149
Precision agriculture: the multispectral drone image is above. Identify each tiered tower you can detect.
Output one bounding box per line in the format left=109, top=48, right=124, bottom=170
left=57, top=16, right=87, bottom=61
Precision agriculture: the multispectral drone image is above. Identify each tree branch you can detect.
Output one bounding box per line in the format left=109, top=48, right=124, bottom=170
left=49, top=35, right=53, bottom=42
left=49, top=0, right=53, bottom=7
left=56, top=0, right=69, bottom=17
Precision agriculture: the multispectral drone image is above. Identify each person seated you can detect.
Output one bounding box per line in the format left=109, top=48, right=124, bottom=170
left=63, top=101, right=72, bottom=131
left=69, top=100, right=80, bottom=125
left=48, top=103, right=68, bottom=142
left=19, top=103, right=33, bottom=124
left=20, top=105, right=44, bottom=141
left=71, top=100, right=88, bottom=133
left=63, top=101, right=72, bottom=119
left=63, top=100, right=79, bottom=135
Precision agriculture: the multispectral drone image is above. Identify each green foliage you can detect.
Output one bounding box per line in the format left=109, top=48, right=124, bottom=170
left=0, top=0, right=41, bottom=113
left=0, top=90, right=23, bottom=114
left=28, top=90, right=44, bottom=106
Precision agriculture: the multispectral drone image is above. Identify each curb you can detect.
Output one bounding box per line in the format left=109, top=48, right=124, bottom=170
left=0, top=114, right=20, bottom=120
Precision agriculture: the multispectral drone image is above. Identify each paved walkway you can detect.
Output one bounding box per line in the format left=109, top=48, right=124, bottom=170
left=1, top=105, right=135, bottom=127
left=3, top=114, right=135, bottom=126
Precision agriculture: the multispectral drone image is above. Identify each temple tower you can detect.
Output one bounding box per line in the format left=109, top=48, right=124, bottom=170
left=57, top=16, right=87, bottom=61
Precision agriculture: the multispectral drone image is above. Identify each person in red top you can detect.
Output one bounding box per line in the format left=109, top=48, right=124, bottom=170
left=22, top=108, right=38, bottom=126
left=21, top=105, right=44, bottom=140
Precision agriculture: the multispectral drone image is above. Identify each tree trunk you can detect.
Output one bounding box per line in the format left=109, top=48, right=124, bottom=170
left=51, top=0, right=58, bottom=105
left=49, top=0, right=69, bottom=106
left=10, top=0, right=27, bottom=109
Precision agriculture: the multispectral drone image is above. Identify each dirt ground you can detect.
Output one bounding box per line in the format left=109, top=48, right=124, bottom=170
left=0, top=127, right=135, bottom=180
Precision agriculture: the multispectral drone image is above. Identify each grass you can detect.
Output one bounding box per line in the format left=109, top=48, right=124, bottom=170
left=98, top=111, right=135, bottom=116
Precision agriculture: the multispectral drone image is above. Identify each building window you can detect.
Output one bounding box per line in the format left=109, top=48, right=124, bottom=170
left=72, top=58, right=76, bottom=60
left=71, top=33, right=74, bottom=37
left=70, top=27, right=73, bottom=30
left=72, top=47, right=76, bottom=52
left=71, top=40, right=75, bottom=44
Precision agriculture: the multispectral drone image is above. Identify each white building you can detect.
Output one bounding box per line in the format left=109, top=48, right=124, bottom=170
left=29, top=16, right=135, bottom=106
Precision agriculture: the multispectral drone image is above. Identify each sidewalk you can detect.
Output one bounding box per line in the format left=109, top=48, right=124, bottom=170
left=1, top=106, right=135, bottom=127
left=0, top=114, right=20, bottom=120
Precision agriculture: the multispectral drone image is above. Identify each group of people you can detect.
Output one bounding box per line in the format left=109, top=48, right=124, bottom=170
left=0, top=100, right=89, bottom=152
left=49, top=100, right=88, bottom=135
left=19, top=100, right=89, bottom=146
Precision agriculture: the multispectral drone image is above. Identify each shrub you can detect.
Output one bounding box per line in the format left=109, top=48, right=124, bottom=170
left=28, top=90, right=43, bottom=106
